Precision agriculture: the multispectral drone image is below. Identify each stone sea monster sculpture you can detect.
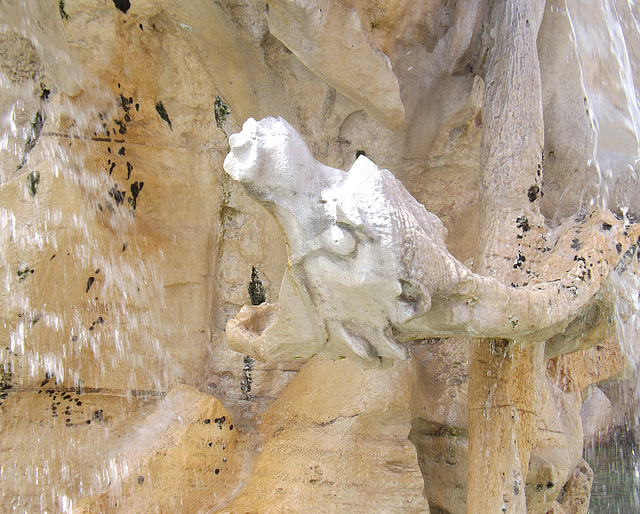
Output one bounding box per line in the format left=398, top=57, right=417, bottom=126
left=223, top=116, right=640, bottom=369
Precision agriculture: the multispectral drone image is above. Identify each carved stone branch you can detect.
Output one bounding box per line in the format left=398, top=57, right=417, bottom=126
left=223, top=117, right=640, bottom=368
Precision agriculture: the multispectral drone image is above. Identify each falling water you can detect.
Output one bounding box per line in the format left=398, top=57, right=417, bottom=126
left=565, top=0, right=640, bottom=510
left=0, top=3, right=182, bottom=511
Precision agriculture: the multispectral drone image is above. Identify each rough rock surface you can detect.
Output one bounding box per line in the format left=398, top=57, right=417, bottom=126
left=75, top=384, right=246, bottom=512
left=219, top=356, right=430, bottom=513
left=0, top=0, right=638, bottom=512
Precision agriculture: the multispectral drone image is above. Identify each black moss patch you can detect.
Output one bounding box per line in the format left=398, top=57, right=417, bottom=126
left=129, top=181, right=143, bottom=210
left=108, top=184, right=126, bottom=205
left=17, top=266, right=34, bottom=281
left=117, top=94, right=132, bottom=113
left=214, top=96, right=230, bottom=129
left=114, top=119, right=127, bottom=135
left=113, top=0, right=131, bottom=13
left=40, top=84, right=51, bottom=100
left=241, top=355, right=254, bottom=399
left=155, top=101, right=172, bottom=130
left=516, top=216, right=530, bottom=232
left=59, top=0, right=69, bottom=20
left=248, top=267, right=266, bottom=305
left=27, top=170, right=40, bottom=196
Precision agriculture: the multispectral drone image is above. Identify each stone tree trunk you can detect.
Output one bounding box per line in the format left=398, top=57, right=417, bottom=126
left=469, top=0, right=547, bottom=511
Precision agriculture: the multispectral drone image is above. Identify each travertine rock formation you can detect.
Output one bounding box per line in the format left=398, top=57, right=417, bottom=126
left=0, top=0, right=638, bottom=512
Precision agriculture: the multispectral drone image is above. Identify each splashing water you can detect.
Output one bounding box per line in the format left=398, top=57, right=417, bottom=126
left=0, top=4, right=187, bottom=511
left=566, top=0, right=640, bottom=211
left=565, top=0, right=640, bottom=510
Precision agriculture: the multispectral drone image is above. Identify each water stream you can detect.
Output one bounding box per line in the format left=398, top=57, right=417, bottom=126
left=565, top=0, right=640, bottom=511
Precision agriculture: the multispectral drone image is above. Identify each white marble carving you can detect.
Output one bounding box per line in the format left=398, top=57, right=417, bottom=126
left=223, top=117, right=639, bottom=368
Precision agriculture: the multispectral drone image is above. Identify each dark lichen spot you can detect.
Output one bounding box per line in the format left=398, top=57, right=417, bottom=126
left=248, top=267, right=266, bottom=305
left=130, top=181, right=143, bottom=210
left=204, top=418, right=211, bottom=424
left=547, top=481, right=555, bottom=489
left=241, top=354, right=254, bottom=398
left=92, top=409, right=104, bottom=422
left=27, top=170, right=40, bottom=196
left=355, top=149, right=366, bottom=158
left=527, top=185, right=540, bottom=202
left=571, top=238, right=582, bottom=251
left=122, top=242, right=128, bottom=252
left=126, top=162, right=133, bottom=180
left=108, top=184, right=126, bottom=205
left=155, top=101, right=172, bottom=130
left=59, top=0, right=69, bottom=19
left=113, top=0, right=130, bottom=13
left=515, top=216, right=530, bottom=232
left=215, top=469, right=220, bottom=475
left=118, top=146, right=125, bottom=156
left=513, top=253, right=526, bottom=269
left=137, top=475, right=144, bottom=485
left=114, top=119, right=126, bottom=135
left=17, top=266, right=34, bottom=281
left=616, top=242, right=622, bottom=253
left=117, top=94, right=131, bottom=113
left=229, top=424, right=234, bottom=430
left=214, top=96, right=230, bottom=129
